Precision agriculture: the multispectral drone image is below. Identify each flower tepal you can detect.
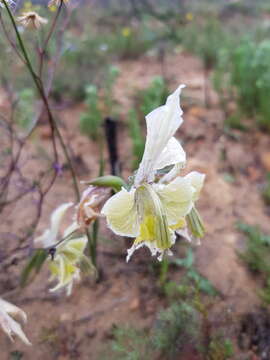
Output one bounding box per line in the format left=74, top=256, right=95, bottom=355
left=101, top=85, right=205, bottom=261
left=0, top=298, right=31, bottom=345
left=34, top=203, right=88, bottom=295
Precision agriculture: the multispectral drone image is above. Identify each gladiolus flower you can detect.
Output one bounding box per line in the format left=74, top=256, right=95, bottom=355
left=17, top=11, right=48, bottom=29
left=34, top=203, right=89, bottom=295
left=0, top=298, right=31, bottom=345
left=101, top=85, right=205, bottom=261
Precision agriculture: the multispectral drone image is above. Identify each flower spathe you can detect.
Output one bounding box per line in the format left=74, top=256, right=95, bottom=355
left=34, top=203, right=88, bottom=295
left=101, top=85, right=205, bottom=261
left=0, top=298, right=31, bottom=345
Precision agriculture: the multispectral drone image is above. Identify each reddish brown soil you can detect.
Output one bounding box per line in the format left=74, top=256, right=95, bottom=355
left=0, top=51, right=270, bottom=359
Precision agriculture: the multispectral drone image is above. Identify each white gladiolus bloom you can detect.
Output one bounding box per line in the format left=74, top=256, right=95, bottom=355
left=0, top=298, right=31, bottom=345
left=34, top=203, right=88, bottom=295
left=101, top=85, right=205, bottom=261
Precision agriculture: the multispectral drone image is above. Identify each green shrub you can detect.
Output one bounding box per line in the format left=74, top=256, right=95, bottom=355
left=79, top=85, right=102, bottom=140
left=16, top=88, right=35, bottom=130
left=139, top=76, right=169, bottom=116
left=79, top=66, right=120, bottom=140
left=262, top=173, right=270, bottom=206
left=182, top=18, right=229, bottom=70
left=151, top=302, right=201, bottom=358
left=100, top=302, right=201, bottom=360
left=214, top=38, right=270, bottom=130
left=237, top=222, right=270, bottom=304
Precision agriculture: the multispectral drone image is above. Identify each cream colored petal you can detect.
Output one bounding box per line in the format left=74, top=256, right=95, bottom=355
left=126, top=231, right=176, bottom=262
left=134, top=85, right=185, bottom=186
left=155, top=177, right=194, bottom=226
left=34, top=202, right=73, bottom=248
left=0, top=299, right=31, bottom=345
left=60, top=236, right=88, bottom=263
left=0, top=298, right=27, bottom=323
left=159, top=163, right=183, bottom=184
left=63, top=221, right=80, bottom=238
left=154, top=137, right=186, bottom=171
left=184, top=171, right=205, bottom=201
left=101, top=188, right=139, bottom=237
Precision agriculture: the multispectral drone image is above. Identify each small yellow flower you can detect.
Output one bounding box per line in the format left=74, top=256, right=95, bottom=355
left=24, top=1, right=32, bottom=10
left=122, top=27, right=131, bottom=37
left=49, top=4, right=57, bottom=12
left=185, top=12, right=194, bottom=21
left=17, top=11, right=48, bottom=30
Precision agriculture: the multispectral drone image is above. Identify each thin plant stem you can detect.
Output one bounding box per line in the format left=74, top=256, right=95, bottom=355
left=159, top=257, right=169, bottom=286
left=2, top=0, right=80, bottom=200
left=39, top=0, right=63, bottom=78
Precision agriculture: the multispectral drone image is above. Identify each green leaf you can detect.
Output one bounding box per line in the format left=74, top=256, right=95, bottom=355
left=171, top=248, right=194, bottom=269
left=86, top=175, right=128, bottom=192
left=187, top=270, right=218, bottom=296
left=20, top=249, right=47, bottom=287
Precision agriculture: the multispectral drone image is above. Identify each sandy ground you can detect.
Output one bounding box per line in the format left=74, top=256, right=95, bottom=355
left=0, top=51, right=270, bottom=359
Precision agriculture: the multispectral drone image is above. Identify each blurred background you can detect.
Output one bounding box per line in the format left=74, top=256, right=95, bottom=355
left=1, top=0, right=270, bottom=359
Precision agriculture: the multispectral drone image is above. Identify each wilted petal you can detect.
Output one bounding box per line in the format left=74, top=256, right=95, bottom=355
left=76, top=186, right=110, bottom=228
left=101, top=188, right=139, bottom=237
left=134, top=85, right=185, bottom=186
left=184, top=171, right=205, bottom=201
left=17, top=11, right=48, bottom=29
left=155, top=177, right=194, bottom=226
left=0, top=298, right=31, bottom=345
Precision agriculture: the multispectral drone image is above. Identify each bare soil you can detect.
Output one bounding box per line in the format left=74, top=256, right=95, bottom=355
left=1, top=51, right=270, bottom=360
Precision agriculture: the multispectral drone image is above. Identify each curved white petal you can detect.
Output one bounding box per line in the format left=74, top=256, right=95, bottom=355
left=134, top=85, right=185, bottom=186
left=155, top=177, right=194, bottom=226
left=184, top=171, right=205, bottom=201
left=49, top=202, right=74, bottom=241
left=126, top=231, right=176, bottom=262
left=0, top=299, right=31, bottom=345
left=34, top=202, right=73, bottom=248
left=154, top=137, right=186, bottom=171
left=159, top=163, right=183, bottom=184
left=101, top=188, right=139, bottom=237
left=63, top=221, right=80, bottom=238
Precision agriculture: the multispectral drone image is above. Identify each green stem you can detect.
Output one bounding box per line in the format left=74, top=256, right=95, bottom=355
left=2, top=0, right=80, bottom=201
left=159, top=257, right=169, bottom=286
